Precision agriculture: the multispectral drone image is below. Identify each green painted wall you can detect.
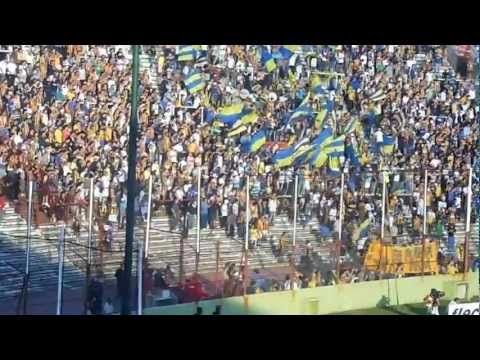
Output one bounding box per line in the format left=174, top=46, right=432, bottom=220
left=143, top=271, right=479, bottom=315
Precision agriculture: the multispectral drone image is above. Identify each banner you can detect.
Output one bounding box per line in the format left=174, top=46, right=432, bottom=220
left=364, top=240, right=438, bottom=275
left=448, top=303, right=479, bottom=315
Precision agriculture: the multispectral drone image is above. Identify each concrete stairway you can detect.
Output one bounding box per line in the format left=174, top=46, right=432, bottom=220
left=0, top=205, right=85, bottom=300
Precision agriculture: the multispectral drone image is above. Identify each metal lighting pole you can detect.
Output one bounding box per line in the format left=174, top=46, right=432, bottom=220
left=122, top=44, right=140, bottom=315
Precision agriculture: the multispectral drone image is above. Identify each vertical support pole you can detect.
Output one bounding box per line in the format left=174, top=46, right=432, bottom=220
left=56, top=224, right=65, bottom=315
left=463, top=166, right=473, bottom=277
left=292, top=174, right=299, bottom=247
left=245, top=176, right=250, bottom=251
left=87, top=178, right=94, bottom=267
left=122, top=44, right=140, bottom=315
left=379, top=169, right=387, bottom=278
left=200, top=106, right=204, bottom=125
left=23, top=180, right=33, bottom=314
left=137, top=241, right=143, bottom=315
left=196, top=166, right=201, bottom=255
left=336, top=170, right=345, bottom=278
left=25, top=180, right=33, bottom=280
left=84, top=177, right=94, bottom=314
left=421, top=169, right=428, bottom=276
left=144, top=174, right=153, bottom=259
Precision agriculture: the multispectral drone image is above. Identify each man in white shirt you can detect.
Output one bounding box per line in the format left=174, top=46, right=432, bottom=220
left=374, top=128, right=384, bottom=154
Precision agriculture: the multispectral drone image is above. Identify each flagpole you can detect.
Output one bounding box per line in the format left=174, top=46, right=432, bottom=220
left=292, top=174, right=298, bottom=247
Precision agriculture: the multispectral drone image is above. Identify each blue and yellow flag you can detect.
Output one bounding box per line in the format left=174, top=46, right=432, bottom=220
left=310, top=74, right=328, bottom=95
left=311, top=127, right=333, bottom=147
left=240, top=108, right=258, bottom=126
left=272, top=146, right=295, bottom=168
left=327, top=155, right=342, bottom=176
left=290, top=94, right=313, bottom=121
left=228, top=124, right=248, bottom=137
left=315, top=108, right=328, bottom=129
left=323, top=135, right=345, bottom=157
left=184, top=71, right=205, bottom=94
left=343, top=116, right=362, bottom=135
left=177, top=45, right=201, bottom=62
left=381, top=135, right=395, bottom=155
left=261, top=48, right=277, bottom=73
left=352, top=218, right=371, bottom=242
left=307, top=148, right=329, bottom=168
left=242, top=130, right=266, bottom=153
left=217, top=103, right=244, bottom=127
left=278, top=45, right=300, bottom=60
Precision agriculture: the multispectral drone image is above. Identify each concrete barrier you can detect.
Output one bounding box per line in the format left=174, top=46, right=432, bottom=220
left=143, top=271, right=479, bottom=315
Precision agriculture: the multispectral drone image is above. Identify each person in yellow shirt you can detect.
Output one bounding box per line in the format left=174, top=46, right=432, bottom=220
left=54, top=128, right=63, bottom=144
left=447, top=261, right=458, bottom=275
left=105, top=126, right=113, bottom=142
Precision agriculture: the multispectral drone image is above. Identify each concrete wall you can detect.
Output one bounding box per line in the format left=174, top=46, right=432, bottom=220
left=143, top=271, right=479, bottom=315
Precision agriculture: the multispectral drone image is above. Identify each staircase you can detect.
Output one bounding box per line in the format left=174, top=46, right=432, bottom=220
left=2, top=196, right=478, bottom=302
left=0, top=205, right=85, bottom=301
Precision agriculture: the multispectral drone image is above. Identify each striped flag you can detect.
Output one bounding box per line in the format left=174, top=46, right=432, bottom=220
left=261, top=48, right=277, bottom=73
left=184, top=71, right=205, bottom=94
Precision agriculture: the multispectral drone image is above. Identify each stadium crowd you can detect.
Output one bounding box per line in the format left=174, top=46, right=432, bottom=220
left=0, top=45, right=477, bottom=288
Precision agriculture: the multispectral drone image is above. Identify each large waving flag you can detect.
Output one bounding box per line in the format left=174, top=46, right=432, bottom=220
left=315, top=108, right=328, bottom=129
left=261, top=48, right=277, bottom=73
left=304, top=127, right=334, bottom=168
left=272, top=146, right=295, bottom=168
left=327, top=155, right=342, bottom=176
left=310, top=74, right=328, bottom=95
left=352, top=218, right=371, bottom=242
left=307, top=148, right=328, bottom=168
left=311, top=127, right=334, bottom=147
left=184, top=70, right=205, bottom=94
left=290, top=94, right=313, bottom=121
left=177, top=45, right=201, bottom=62
left=381, top=135, right=395, bottom=155
left=217, top=103, right=244, bottom=127
left=241, top=130, right=266, bottom=154
left=277, top=45, right=300, bottom=60
left=343, top=116, right=362, bottom=135
left=227, top=124, right=247, bottom=137
left=323, top=135, right=345, bottom=157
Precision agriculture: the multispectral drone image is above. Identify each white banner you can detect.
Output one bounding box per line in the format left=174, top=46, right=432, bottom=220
left=448, top=302, right=479, bottom=315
